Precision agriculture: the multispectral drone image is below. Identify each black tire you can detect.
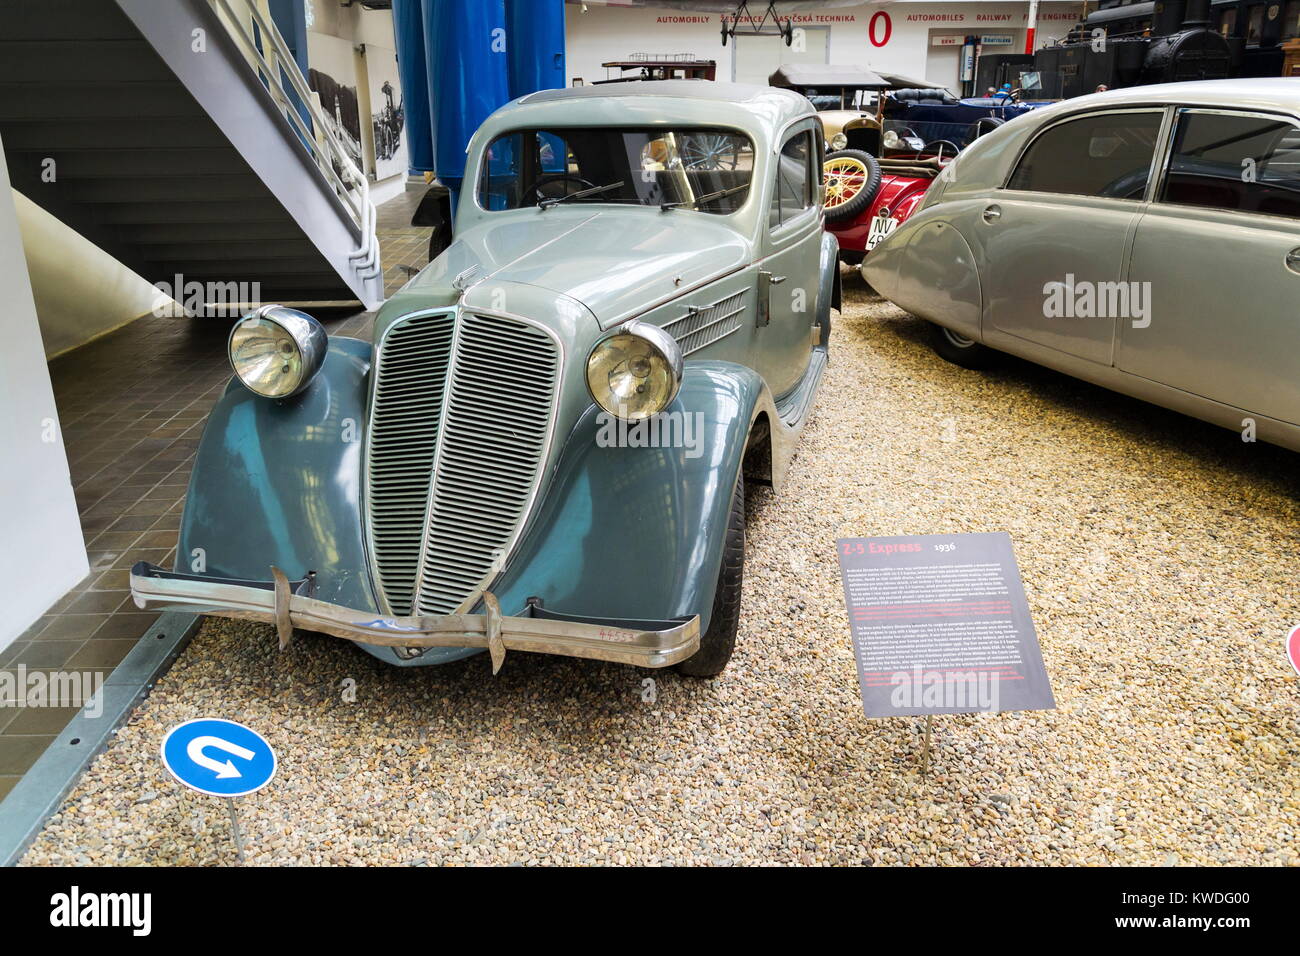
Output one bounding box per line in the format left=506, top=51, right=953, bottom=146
left=676, top=472, right=745, bottom=678
left=823, top=149, right=882, bottom=223
left=930, top=321, right=997, bottom=370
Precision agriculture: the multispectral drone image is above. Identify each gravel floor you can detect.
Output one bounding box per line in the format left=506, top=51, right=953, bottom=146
left=21, top=276, right=1300, bottom=865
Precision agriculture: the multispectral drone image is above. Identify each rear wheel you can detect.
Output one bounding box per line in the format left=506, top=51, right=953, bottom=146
left=676, top=472, right=745, bottom=678
left=930, top=322, right=997, bottom=370
left=823, top=149, right=882, bottom=223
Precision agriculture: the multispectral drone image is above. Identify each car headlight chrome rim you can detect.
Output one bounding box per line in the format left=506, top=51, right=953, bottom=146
left=830, top=132, right=848, bottom=151
left=586, top=320, right=683, bottom=421
left=228, top=304, right=328, bottom=398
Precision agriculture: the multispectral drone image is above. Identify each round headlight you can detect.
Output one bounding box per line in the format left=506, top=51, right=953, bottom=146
left=830, top=132, right=848, bottom=151
left=228, top=305, right=327, bottom=398
left=586, top=320, right=683, bottom=421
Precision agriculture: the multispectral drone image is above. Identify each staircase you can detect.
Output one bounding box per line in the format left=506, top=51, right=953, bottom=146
left=0, top=0, right=383, bottom=311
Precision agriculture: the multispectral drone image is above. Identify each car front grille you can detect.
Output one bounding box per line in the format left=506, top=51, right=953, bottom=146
left=365, top=311, right=560, bottom=617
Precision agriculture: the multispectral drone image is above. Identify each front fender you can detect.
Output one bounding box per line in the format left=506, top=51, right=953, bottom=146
left=487, top=361, right=770, bottom=636
left=863, top=206, right=982, bottom=339
left=176, top=338, right=378, bottom=612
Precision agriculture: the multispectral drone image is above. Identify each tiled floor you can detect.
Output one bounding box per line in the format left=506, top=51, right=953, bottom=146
left=0, top=188, right=432, bottom=799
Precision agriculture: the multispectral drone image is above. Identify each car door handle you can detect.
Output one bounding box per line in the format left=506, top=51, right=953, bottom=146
left=768, top=274, right=788, bottom=284
left=1287, top=247, right=1300, bottom=274
left=982, top=204, right=1002, bottom=224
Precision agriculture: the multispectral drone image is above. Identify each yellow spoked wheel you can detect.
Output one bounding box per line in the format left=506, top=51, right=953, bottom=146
left=822, top=149, right=881, bottom=222
left=825, top=156, right=868, bottom=205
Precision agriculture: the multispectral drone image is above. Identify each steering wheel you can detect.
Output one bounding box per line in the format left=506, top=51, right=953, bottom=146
left=926, top=140, right=961, bottom=163
left=523, top=172, right=597, bottom=205
left=1099, top=169, right=1150, bottom=200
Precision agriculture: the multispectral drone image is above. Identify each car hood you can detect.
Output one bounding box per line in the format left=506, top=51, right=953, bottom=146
left=405, top=209, right=752, bottom=329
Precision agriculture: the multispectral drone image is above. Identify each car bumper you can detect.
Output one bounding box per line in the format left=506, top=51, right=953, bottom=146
left=129, top=562, right=700, bottom=671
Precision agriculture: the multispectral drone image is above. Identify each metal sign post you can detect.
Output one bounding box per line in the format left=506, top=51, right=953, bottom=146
left=920, top=715, right=934, bottom=778
left=161, top=718, right=277, bottom=863
left=225, top=799, right=247, bottom=863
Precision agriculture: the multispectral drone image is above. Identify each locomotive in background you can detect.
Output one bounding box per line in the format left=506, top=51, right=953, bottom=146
left=977, top=0, right=1300, bottom=101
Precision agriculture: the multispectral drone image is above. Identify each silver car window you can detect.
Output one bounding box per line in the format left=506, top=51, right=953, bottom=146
left=1159, top=109, right=1300, bottom=220
left=769, top=129, right=815, bottom=229
left=477, top=127, right=754, bottom=213
left=1007, top=109, right=1164, bottom=200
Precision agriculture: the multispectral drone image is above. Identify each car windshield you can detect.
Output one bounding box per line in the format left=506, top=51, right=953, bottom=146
left=799, top=87, right=875, bottom=111
left=478, top=127, right=755, bottom=214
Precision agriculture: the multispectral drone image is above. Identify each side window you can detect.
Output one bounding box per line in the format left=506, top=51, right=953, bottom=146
left=1247, top=3, right=1265, bottom=43
left=1161, top=110, right=1300, bottom=219
left=479, top=132, right=572, bottom=209
left=1286, top=0, right=1300, bottom=38
left=769, top=129, right=814, bottom=228
left=1007, top=110, right=1164, bottom=200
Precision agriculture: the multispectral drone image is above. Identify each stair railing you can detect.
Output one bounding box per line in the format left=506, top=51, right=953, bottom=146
left=208, top=0, right=381, bottom=282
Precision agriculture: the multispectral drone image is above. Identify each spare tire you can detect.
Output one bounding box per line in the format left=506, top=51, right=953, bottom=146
left=822, top=149, right=882, bottom=223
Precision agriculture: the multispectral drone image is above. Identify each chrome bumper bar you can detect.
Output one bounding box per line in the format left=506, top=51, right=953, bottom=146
left=129, top=563, right=700, bottom=671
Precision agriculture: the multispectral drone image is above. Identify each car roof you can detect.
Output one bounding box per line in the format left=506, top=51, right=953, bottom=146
left=520, top=79, right=778, bottom=104
left=769, top=63, right=889, bottom=90
left=1044, top=78, right=1300, bottom=117
left=484, top=80, right=814, bottom=145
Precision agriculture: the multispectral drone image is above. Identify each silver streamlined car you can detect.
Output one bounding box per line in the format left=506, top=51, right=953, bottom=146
left=863, top=78, right=1300, bottom=452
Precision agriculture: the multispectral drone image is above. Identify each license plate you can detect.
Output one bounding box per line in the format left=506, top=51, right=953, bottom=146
left=867, top=216, right=898, bottom=250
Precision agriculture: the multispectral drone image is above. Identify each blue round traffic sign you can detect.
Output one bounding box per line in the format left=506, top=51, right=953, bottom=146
left=161, top=718, right=277, bottom=797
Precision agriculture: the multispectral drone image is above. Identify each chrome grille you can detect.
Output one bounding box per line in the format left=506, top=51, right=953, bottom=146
left=366, top=313, right=455, bottom=615
left=365, top=310, right=560, bottom=617
left=662, top=291, right=746, bottom=355
left=414, top=314, right=558, bottom=615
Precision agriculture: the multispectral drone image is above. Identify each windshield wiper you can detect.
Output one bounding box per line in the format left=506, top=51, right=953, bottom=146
left=660, top=182, right=750, bottom=211
left=538, top=180, right=625, bottom=209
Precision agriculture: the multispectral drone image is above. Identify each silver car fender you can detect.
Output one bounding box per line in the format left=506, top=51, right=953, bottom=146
left=862, top=203, right=983, bottom=341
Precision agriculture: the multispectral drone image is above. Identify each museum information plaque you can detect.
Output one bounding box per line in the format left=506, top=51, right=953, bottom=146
left=837, top=532, right=1054, bottom=718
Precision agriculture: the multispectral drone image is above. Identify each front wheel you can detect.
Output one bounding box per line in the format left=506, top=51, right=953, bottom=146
left=676, top=472, right=745, bottom=678
left=930, top=322, right=997, bottom=370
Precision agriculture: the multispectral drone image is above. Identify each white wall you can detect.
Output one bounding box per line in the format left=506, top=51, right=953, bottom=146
left=14, top=190, right=173, bottom=359
left=565, top=1, right=1085, bottom=90
left=0, top=139, right=88, bottom=650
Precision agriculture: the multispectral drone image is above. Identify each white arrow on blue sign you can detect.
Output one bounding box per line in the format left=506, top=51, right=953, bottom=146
left=161, top=718, right=277, bottom=798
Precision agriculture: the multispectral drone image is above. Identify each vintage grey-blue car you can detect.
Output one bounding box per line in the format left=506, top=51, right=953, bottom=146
left=130, top=81, right=838, bottom=677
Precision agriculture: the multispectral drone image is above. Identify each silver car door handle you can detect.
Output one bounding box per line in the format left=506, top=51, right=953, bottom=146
left=982, top=204, right=1002, bottom=223
left=1287, top=247, right=1300, bottom=274
left=768, top=275, right=788, bottom=284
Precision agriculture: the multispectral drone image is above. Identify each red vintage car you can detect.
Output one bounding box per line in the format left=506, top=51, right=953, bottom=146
left=822, top=149, right=952, bottom=266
